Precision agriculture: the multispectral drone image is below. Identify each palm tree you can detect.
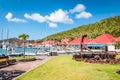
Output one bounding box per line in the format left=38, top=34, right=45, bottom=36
left=18, top=33, right=29, bottom=58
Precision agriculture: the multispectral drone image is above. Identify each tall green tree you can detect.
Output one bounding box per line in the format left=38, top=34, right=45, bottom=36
left=115, top=41, right=120, bottom=49
left=18, top=33, right=29, bottom=58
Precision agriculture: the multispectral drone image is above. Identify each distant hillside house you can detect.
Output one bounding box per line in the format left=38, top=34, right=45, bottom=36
left=41, top=40, right=55, bottom=47
left=60, top=37, right=71, bottom=45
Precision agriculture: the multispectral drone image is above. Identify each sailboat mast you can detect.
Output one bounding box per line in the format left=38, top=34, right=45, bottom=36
left=7, top=29, right=9, bottom=40
left=1, top=29, right=3, bottom=41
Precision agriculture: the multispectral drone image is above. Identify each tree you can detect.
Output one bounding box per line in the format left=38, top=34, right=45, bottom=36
left=115, top=41, right=120, bottom=49
left=18, top=33, right=29, bottom=58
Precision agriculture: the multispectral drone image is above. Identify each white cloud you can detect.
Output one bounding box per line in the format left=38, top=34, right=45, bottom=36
left=23, top=4, right=92, bottom=27
left=24, top=13, right=58, bottom=28
left=5, top=12, right=26, bottom=23
left=5, top=12, right=12, bottom=19
left=47, top=22, right=58, bottom=28
left=69, top=4, right=86, bottom=13
left=69, top=4, right=92, bottom=19
left=24, top=13, right=46, bottom=23
left=5, top=4, right=93, bottom=28
left=76, top=11, right=92, bottom=19
left=45, top=9, right=73, bottom=24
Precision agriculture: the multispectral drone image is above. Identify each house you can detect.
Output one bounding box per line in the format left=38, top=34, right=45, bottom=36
left=41, top=40, right=55, bottom=47
left=89, top=33, right=116, bottom=51
left=60, top=37, right=71, bottom=45
left=68, top=36, right=90, bottom=50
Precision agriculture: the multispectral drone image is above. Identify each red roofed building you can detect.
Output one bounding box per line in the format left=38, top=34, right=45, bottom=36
left=32, top=43, right=41, bottom=48
left=88, top=33, right=116, bottom=51
left=115, top=37, right=120, bottom=42
left=90, top=33, right=116, bottom=44
left=68, top=34, right=117, bottom=51
left=61, top=37, right=71, bottom=45
left=69, top=36, right=90, bottom=45
left=42, top=40, right=55, bottom=46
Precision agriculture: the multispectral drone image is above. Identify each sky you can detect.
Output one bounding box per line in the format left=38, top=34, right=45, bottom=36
left=0, top=0, right=120, bottom=40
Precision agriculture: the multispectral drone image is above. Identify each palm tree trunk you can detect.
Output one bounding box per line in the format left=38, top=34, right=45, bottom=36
left=23, top=42, right=25, bottom=58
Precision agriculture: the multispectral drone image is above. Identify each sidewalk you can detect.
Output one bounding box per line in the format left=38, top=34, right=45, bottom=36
left=0, top=56, right=54, bottom=80
left=0, top=56, right=53, bottom=71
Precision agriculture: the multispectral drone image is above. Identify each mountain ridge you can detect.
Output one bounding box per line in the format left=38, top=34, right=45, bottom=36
left=43, top=15, right=120, bottom=41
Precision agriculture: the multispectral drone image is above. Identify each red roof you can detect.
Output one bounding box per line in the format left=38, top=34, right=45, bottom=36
left=42, top=40, right=55, bottom=45
left=90, top=34, right=115, bottom=44
left=69, top=36, right=90, bottom=45
left=116, top=37, right=120, bottom=42
left=60, top=37, right=71, bottom=45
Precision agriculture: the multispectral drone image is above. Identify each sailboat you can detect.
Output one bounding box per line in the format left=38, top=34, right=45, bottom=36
left=0, top=29, right=16, bottom=55
left=2, top=29, right=10, bottom=50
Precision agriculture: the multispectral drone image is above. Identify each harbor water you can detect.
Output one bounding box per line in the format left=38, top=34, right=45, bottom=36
left=0, top=48, right=39, bottom=55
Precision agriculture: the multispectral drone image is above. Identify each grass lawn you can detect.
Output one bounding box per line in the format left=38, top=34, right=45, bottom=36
left=16, top=55, right=120, bottom=80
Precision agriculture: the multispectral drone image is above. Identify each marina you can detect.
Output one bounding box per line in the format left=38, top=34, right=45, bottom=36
left=0, top=0, right=120, bottom=80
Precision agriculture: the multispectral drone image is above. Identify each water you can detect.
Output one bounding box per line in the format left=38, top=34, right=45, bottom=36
left=15, top=48, right=39, bottom=53
left=0, top=48, right=39, bottom=55
left=0, top=48, right=9, bottom=55
left=0, top=47, right=75, bottom=56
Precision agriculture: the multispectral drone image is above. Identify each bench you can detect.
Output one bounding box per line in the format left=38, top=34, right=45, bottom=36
left=0, top=54, right=16, bottom=68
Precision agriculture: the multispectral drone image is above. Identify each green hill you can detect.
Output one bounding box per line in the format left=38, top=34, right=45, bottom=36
left=43, top=16, right=120, bottom=41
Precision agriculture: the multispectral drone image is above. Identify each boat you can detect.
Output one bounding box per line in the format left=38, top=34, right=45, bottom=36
left=25, top=52, right=36, bottom=56
left=36, top=50, right=50, bottom=56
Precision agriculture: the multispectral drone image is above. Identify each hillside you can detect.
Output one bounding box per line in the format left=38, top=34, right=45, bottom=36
left=43, top=16, right=120, bottom=41
left=0, top=38, right=18, bottom=43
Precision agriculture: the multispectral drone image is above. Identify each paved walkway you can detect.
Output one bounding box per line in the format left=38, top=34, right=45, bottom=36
left=0, top=56, right=53, bottom=71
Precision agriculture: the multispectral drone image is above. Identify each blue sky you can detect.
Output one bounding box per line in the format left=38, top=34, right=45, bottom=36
left=0, top=0, right=120, bottom=40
